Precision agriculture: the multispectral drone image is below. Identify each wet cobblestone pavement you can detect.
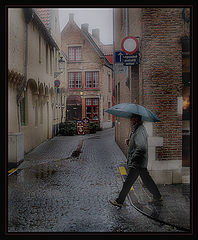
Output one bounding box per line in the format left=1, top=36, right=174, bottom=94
left=8, top=128, right=190, bottom=233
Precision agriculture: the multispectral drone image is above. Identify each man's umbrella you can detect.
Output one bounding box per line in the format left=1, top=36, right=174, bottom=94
left=105, top=103, right=160, bottom=122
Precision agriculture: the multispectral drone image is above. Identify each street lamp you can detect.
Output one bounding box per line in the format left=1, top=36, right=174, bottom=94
left=58, top=56, right=65, bottom=71
left=54, top=56, right=65, bottom=78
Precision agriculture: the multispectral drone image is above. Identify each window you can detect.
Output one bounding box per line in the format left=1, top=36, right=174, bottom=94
left=68, top=47, right=82, bottom=61
left=85, top=71, right=99, bottom=89
left=86, top=98, right=99, bottom=120
left=68, top=72, right=82, bottom=89
left=20, top=97, right=26, bottom=126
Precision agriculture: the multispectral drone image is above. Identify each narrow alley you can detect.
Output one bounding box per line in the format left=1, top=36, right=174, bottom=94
left=8, top=128, right=189, bottom=233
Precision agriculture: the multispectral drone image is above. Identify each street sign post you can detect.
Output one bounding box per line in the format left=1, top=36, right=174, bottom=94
left=114, top=63, right=127, bottom=73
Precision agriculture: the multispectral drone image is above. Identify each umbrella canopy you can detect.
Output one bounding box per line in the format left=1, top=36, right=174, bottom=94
left=105, top=103, right=160, bottom=122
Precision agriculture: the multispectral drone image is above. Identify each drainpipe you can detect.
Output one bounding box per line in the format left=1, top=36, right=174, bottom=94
left=125, top=8, right=130, bottom=89
left=16, top=8, right=33, bottom=131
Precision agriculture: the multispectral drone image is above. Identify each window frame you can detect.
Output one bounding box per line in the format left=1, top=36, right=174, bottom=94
left=85, top=98, right=99, bottom=121
left=85, top=71, right=99, bottom=89
left=68, top=46, right=82, bottom=62
left=68, top=72, right=82, bottom=89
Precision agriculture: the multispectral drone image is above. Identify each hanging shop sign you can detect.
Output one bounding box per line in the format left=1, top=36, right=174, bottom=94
left=121, top=36, right=139, bottom=55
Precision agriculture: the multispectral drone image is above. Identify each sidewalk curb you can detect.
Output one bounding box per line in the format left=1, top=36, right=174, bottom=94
left=118, top=165, right=190, bottom=232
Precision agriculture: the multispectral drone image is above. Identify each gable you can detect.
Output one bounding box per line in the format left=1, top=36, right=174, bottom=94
left=61, top=20, right=112, bottom=70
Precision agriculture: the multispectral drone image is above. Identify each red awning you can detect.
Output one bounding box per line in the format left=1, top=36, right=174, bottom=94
left=66, top=95, right=82, bottom=105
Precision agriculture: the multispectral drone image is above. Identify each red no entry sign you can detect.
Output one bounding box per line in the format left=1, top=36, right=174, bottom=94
left=54, top=80, right=60, bottom=87
left=121, top=36, right=139, bottom=55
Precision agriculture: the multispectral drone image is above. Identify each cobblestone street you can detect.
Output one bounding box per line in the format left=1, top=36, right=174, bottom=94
left=8, top=128, right=186, bottom=233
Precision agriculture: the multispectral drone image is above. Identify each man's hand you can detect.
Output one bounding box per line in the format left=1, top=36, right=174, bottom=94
left=125, top=139, right=129, bottom=146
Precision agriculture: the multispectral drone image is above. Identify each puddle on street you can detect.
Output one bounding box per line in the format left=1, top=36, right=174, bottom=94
left=8, top=163, right=60, bottom=186
left=32, top=165, right=57, bottom=179
left=8, top=138, right=85, bottom=185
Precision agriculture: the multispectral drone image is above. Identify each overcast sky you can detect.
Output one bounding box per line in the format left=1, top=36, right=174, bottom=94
left=58, top=8, right=113, bottom=44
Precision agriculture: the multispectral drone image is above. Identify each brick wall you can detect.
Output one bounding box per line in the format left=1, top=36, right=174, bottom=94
left=114, top=8, right=185, bottom=162
left=141, top=8, right=183, bottom=161
left=61, top=19, right=113, bottom=127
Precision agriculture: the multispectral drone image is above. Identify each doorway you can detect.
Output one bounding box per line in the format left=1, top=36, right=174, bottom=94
left=66, top=95, right=82, bottom=121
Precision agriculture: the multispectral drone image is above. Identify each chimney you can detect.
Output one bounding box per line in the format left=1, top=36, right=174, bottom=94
left=92, top=29, right=100, bottom=42
left=69, top=13, right=74, bottom=21
left=81, top=23, right=89, bottom=32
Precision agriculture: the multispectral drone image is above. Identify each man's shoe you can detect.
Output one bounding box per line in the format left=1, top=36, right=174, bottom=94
left=109, top=199, right=123, bottom=208
left=148, top=197, right=163, bottom=205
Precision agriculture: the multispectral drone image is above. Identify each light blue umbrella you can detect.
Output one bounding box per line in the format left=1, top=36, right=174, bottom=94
left=105, top=103, right=160, bottom=122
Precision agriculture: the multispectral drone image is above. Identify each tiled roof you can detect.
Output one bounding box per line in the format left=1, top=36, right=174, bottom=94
left=29, top=8, right=59, bottom=50
left=105, top=55, right=113, bottom=64
left=91, top=35, right=113, bottom=56
left=100, top=44, right=113, bottom=56
left=34, top=8, right=50, bottom=30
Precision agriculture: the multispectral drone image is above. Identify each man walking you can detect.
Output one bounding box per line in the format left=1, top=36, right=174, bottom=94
left=109, top=114, right=162, bottom=207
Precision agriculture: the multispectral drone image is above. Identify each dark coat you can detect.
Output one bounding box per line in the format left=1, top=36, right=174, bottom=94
left=127, top=121, right=148, bottom=169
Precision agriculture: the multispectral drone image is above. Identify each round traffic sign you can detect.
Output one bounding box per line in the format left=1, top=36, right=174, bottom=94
left=54, top=80, right=60, bottom=87
left=121, top=36, right=139, bottom=55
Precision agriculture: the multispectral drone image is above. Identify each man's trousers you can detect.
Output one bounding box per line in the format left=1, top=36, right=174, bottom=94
left=116, top=167, right=161, bottom=204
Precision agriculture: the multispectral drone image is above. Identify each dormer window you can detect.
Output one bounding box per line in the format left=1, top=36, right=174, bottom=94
left=68, top=46, right=82, bottom=61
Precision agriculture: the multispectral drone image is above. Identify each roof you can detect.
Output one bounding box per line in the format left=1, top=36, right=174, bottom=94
left=105, top=55, right=113, bottom=64
left=34, top=8, right=51, bottom=31
left=23, top=8, right=59, bottom=50
left=81, top=29, right=113, bottom=70
left=100, top=44, right=113, bottom=56
left=89, top=35, right=113, bottom=62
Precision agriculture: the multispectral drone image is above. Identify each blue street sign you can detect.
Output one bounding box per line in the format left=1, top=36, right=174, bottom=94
left=114, top=51, right=126, bottom=63
left=123, top=53, right=139, bottom=66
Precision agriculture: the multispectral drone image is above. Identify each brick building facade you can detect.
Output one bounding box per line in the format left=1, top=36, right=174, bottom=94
left=113, top=8, right=190, bottom=184
left=61, top=14, right=113, bottom=129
